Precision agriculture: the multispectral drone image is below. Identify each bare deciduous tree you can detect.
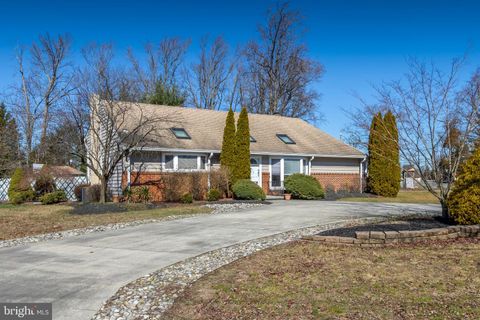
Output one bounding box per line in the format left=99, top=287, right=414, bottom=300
left=184, top=36, right=235, bottom=110
left=30, top=34, right=73, bottom=157
left=9, top=47, right=40, bottom=165
left=345, top=58, right=479, bottom=218
left=242, top=2, right=323, bottom=121
left=77, top=43, right=169, bottom=202
left=7, top=35, right=73, bottom=165
left=128, top=37, right=190, bottom=99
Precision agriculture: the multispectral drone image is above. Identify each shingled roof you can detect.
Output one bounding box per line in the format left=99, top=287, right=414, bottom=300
left=119, top=102, right=364, bottom=158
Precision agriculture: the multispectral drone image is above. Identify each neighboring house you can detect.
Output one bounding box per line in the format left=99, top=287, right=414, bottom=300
left=33, top=164, right=85, bottom=178
left=88, top=102, right=365, bottom=201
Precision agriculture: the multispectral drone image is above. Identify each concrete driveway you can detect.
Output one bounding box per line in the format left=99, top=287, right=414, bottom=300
left=0, top=201, right=439, bottom=320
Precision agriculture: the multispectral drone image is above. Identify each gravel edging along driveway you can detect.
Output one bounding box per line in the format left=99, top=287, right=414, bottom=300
left=92, top=214, right=431, bottom=320
left=0, top=202, right=266, bottom=249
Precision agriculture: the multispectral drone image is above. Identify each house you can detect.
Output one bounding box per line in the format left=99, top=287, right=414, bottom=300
left=33, top=164, right=85, bottom=177
left=88, top=102, right=365, bottom=201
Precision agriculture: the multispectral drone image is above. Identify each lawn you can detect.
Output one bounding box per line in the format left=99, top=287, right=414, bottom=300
left=165, top=239, right=480, bottom=320
left=0, top=202, right=211, bottom=240
left=341, top=190, right=439, bottom=204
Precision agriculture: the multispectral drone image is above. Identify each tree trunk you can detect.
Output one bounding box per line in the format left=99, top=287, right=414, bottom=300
left=440, top=199, right=450, bottom=222
left=100, top=176, right=108, bottom=203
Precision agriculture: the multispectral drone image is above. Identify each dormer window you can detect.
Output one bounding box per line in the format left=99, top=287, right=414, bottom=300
left=276, top=134, right=295, bottom=144
left=250, top=135, right=257, bottom=143
left=170, top=128, right=191, bottom=139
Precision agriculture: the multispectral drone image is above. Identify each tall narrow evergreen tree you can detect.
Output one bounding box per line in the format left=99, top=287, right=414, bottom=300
left=368, top=111, right=400, bottom=197
left=220, top=107, right=236, bottom=178
left=383, top=111, right=400, bottom=197
left=233, top=107, right=251, bottom=183
left=367, top=112, right=383, bottom=194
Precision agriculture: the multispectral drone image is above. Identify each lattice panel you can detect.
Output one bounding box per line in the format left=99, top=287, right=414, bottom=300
left=0, top=178, right=10, bottom=201
left=55, top=176, right=89, bottom=200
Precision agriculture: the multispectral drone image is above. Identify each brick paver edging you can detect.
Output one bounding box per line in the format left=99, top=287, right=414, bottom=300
left=304, top=225, right=480, bottom=247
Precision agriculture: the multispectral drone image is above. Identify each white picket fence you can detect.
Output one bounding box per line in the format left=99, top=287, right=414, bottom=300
left=0, top=176, right=88, bottom=202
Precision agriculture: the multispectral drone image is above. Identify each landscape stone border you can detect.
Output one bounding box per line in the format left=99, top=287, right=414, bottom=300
left=304, top=224, right=480, bottom=247
left=91, top=214, right=431, bottom=320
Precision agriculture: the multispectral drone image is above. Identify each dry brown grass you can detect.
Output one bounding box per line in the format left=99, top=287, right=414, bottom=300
left=342, top=190, right=439, bottom=204
left=0, top=203, right=210, bottom=240
left=166, top=239, right=480, bottom=320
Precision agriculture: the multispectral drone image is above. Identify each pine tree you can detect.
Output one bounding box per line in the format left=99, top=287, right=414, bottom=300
left=383, top=111, right=400, bottom=197
left=144, top=82, right=185, bottom=106
left=447, top=146, right=480, bottom=224
left=220, top=107, right=236, bottom=179
left=233, top=107, right=251, bottom=183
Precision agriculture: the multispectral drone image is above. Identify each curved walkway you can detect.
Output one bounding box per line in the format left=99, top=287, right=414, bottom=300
left=0, top=201, right=439, bottom=320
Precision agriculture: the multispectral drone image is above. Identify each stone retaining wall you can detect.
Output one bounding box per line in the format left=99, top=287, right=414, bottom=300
left=304, top=225, right=480, bottom=247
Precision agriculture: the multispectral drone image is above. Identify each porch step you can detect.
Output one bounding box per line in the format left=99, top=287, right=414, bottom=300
left=266, top=195, right=285, bottom=200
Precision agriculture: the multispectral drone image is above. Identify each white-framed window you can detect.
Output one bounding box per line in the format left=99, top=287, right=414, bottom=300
left=269, top=157, right=307, bottom=189
left=163, top=153, right=207, bottom=171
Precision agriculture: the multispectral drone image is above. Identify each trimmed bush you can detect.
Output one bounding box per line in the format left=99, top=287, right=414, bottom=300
left=9, top=189, right=36, bottom=204
left=34, top=172, right=56, bottom=196
left=232, top=179, right=265, bottom=200
left=181, top=193, right=193, bottom=204
left=39, top=190, right=67, bottom=205
left=207, top=188, right=221, bottom=201
left=284, top=174, right=324, bottom=200
left=448, top=146, right=480, bottom=225
left=8, top=168, right=35, bottom=204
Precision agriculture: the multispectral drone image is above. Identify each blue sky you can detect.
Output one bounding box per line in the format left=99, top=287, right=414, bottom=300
left=1, top=0, right=479, bottom=139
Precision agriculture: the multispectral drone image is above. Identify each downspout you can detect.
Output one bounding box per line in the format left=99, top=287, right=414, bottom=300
left=207, top=152, right=214, bottom=189
left=127, top=154, right=131, bottom=187
left=359, top=156, right=366, bottom=193
left=308, top=156, right=314, bottom=175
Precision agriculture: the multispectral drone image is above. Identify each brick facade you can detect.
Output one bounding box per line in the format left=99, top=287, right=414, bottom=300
left=123, top=172, right=166, bottom=202
left=311, top=173, right=360, bottom=192
left=261, top=172, right=270, bottom=195
left=123, top=171, right=219, bottom=202
left=122, top=171, right=361, bottom=201
left=260, top=172, right=361, bottom=195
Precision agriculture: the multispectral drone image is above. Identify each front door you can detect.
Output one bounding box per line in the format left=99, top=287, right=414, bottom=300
left=250, top=157, right=261, bottom=187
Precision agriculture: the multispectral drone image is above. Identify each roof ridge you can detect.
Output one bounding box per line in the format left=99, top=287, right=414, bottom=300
left=130, top=100, right=302, bottom=120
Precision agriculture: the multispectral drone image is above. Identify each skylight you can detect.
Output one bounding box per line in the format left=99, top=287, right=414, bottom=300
left=276, top=134, right=295, bottom=144
left=170, top=128, right=191, bottom=139
left=250, top=135, right=257, bottom=143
